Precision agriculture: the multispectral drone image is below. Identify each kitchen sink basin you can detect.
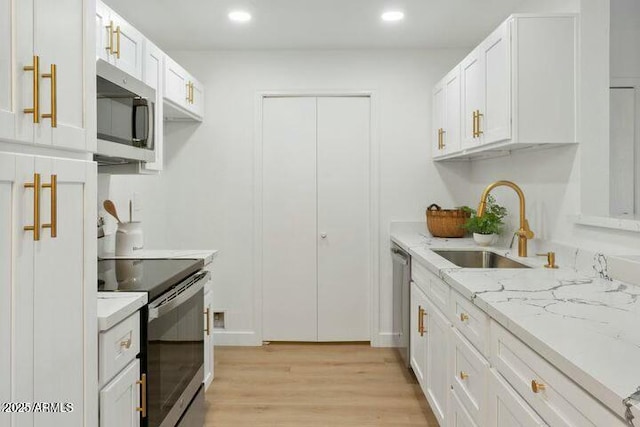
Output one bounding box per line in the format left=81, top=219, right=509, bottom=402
left=433, top=250, right=530, bottom=269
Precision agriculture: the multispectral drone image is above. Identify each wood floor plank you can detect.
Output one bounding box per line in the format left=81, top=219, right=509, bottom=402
left=205, top=343, right=438, bottom=426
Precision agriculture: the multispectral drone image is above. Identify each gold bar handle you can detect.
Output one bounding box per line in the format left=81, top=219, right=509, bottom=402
left=476, top=111, right=484, bottom=136
left=472, top=111, right=476, bottom=138
left=186, top=81, right=191, bottom=103
left=24, top=173, right=41, bottom=241
left=23, top=55, right=40, bottom=123
left=440, top=129, right=446, bottom=149
left=417, top=306, right=423, bottom=335
left=136, top=373, right=147, bottom=418
left=42, top=174, right=57, bottom=238
left=190, top=82, right=195, bottom=104
left=204, top=308, right=211, bottom=336
left=105, top=21, right=114, bottom=55
left=114, top=26, right=121, bottom=59
left=41, top=64, right=57, bottom=128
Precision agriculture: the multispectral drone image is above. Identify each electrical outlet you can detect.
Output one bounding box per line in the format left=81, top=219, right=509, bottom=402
left=213, top=312, right=225, bottom=329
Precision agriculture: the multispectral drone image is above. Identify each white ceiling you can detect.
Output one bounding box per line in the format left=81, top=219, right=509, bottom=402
left=105, top=0, right=526, bottom=51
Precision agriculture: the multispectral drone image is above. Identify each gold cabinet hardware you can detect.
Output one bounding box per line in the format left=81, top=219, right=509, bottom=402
left=460, top=371, right=469, bottom=380
left=476, top=110, right=484, bottom=137
left=41, top=64, right=57, bottom=127
left=190, top=82, right=195, bottom=104
left=23, top=55, right=40, bottom=123
left=41, top=174, right=57, bottom=237
left=114, top=26, right=122, bottom=59
left=460, top=312, right=469, bottom=322
left=440, top=129, right=446, bottom=149
left=186, top=82, right=191, bottom=102
left=472, top=110, right=477, bottom=138
left=418, top=306, right=426, bottom=336
left=531, top=379, right=546, bottom=393
left=120, top=338, right=132, bottom=349
left=204, top=308, right=211, bottom=336
left=105, top=21, right=115, bottom=55
left=24, top=173, right=41, bottom=241
left=136, top=373, right=147, bottom=417
left=537, top=252, right=558, bottom=269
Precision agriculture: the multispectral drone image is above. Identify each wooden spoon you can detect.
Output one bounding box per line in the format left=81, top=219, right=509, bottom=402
left=103, top=200, right=122, bottom=224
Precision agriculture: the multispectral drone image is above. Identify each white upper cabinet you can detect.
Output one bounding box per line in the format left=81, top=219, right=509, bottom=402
left=2, top=0, right=91, bottom=151
left=141, top=40, right=164, bottom=172
left=435, top=14, right=577, bottom=160
left=96, top=1, right=144, bottom=80
left=433, top=67, right=462, bottom=158
left=164, top=55, right=205, bottom=121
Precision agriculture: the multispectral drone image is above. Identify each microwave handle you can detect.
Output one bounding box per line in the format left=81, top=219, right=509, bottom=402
left=132, top=98, right=150, bottom=146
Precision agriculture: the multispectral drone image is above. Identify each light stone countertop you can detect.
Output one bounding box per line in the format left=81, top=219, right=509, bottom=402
left=97, top=292, right=147, bottom=332
left=392, top=230, right=640, bottom=422
left=100, top=249, right=219, bottom=266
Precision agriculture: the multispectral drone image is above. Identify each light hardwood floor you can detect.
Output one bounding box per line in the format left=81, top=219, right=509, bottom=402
left=205, top=343, right=438, bottom=426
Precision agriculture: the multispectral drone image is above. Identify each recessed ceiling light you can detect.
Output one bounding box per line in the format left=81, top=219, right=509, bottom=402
left=229, top=10, right=252, bottom=23
left=381, top=10, right=404, bottom=22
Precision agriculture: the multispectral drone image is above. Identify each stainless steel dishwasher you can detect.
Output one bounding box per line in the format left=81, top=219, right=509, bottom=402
left=391, top=243, right=410, bottom=367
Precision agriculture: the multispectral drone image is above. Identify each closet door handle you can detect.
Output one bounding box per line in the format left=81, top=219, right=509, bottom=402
left=24, top=173, right=41, bottom=241
left=41, top=174, right=57, bottom=238
left=41, top=64, right=57, bottom=128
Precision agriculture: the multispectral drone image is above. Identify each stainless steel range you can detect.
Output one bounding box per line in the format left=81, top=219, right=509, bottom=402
left=99, top=258, right=208, bottom=427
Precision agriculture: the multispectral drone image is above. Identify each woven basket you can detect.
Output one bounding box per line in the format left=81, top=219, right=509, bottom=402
left=426, top=204, right=470, bottom=238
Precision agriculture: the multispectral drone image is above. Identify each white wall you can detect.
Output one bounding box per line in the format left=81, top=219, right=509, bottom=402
left=102, top=49, right=470, bottom=345
left=611, top=0, right=640, bottom=79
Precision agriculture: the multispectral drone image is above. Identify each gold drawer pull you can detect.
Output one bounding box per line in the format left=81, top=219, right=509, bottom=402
left=41, top=174, right=57, bottom=237
left=190, top=82, right=194, bottom=104
left=418, top=306, right=427, bottom=336
left=114, top=26, right=121, bottom=59
left=41, top=64, right=57, bottom=127
left=23, top=55, right=40, bottom=123
left=531, top=379, right=546, bottom=393
left=24, top=173, right=41, bottom=241
left=472, top=111, right=477, bottom=138
left=460, top=312, right=469, bottom=322
left=106, top=21, right=114, bottom=55
left=460, top=371, right=469, bottom=380
left=204, top=308, right=211, bottom=336
left=136, top=373, right=147, bottom=417
left=120, top=338, right=132, bottom=349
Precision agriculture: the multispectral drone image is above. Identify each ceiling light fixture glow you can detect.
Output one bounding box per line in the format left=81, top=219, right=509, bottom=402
left=229, top=10, right=252, bottom=23
left=381, top=10, right=404, bottom=22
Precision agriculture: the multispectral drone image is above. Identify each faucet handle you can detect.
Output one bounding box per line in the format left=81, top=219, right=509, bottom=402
left=536, top=252, right=559, bottom=269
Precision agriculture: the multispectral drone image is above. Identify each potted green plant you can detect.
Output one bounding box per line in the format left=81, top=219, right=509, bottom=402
left=461, top=195, right=508, bottom=246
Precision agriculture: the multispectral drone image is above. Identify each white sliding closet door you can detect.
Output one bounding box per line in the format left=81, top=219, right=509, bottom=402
left=262, top=97, right=318, bottom=341
left=317, top=97, right=370, bottom=341
left=261, top=96, right=371, bottom=342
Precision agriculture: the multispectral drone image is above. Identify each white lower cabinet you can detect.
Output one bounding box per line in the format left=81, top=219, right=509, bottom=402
left=451, top=327, right=489, bottom=425
left=488, top=368, right=547, bottom=427
left=425, top=300, right=450, bottom=425
left=410, top=282, right=428, bottom=385
left=100, top=359, right=141, bottom=427
left=450, top=389, right=479, bottom=427
left=204, top=283, right=214, bottom=390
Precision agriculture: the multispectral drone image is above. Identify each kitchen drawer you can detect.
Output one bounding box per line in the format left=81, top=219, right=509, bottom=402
left=488, top=368, right=547, bottom=427
left=450, top=389, right=479, bottom=427
left=100, top=311, right=141, bottom=387
left=451, top=327, right=489, bottom=425
left=411, top=259, right=450, bottom=313
left=490, top=321, right=625, bottom=427
left=450, top=289, right=489, bottom=356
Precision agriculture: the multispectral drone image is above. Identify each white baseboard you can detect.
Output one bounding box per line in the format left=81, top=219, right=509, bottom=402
left=213, top=330, right=261, bottom=346
left=372, top=332, right=398, bottom=348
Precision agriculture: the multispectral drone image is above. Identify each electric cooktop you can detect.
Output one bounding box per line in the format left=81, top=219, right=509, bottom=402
left=98, top=258, right=204, bottom=300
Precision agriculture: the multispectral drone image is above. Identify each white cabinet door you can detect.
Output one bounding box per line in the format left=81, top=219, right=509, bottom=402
left=188, top=77, right=205, bottom=118
left=425, top=301, right=450, bottom=426
left=410, top=282, right=428, bottom=386
left=317, top=97, right=370, bottom=341
left=444, top=67, right=462, bottom=154
left=432, top=81, right=446, bottom=157
left=482, top=21, right=511, bottom=144
left=262, top=97, right=318, bottom=341
left=141, top=41, right=164, bottom=172
left=204, top=287, right=213, bottom=390
left=96, top=0, right=111, bottom=63
left=0, top=153, right=15, bottom=427
left=13, top=154, right=96, bottom=427
left=0, top=0, right=16, bottom=141
left=460, top=47, right=484, bottom=149
left=451, top=389, right=479, bottom=427
left=100, top=359, right=141, bottom=427
left=110, top=10, right=144, bottom=80
left=33, top=0, right=87, bottom=151
left=164, top=56, right=189, bottom=110
left=488, top=369, right=547, bottom=427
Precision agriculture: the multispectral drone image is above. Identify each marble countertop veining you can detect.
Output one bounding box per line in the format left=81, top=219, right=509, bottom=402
left=97, top=292, right=147, bottom=331
left=392, top=229, right=640, bottom=422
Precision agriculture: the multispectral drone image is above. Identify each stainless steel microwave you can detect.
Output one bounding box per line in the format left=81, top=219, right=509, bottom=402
left=96, top=59, right=156, bottom=163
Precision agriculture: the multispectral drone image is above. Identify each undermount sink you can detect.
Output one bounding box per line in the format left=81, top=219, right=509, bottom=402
left=433, top=250, right=530, bottom=269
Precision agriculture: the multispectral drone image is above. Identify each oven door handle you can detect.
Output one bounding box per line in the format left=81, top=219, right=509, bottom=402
left=148, top=271, right=210, bottom=320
